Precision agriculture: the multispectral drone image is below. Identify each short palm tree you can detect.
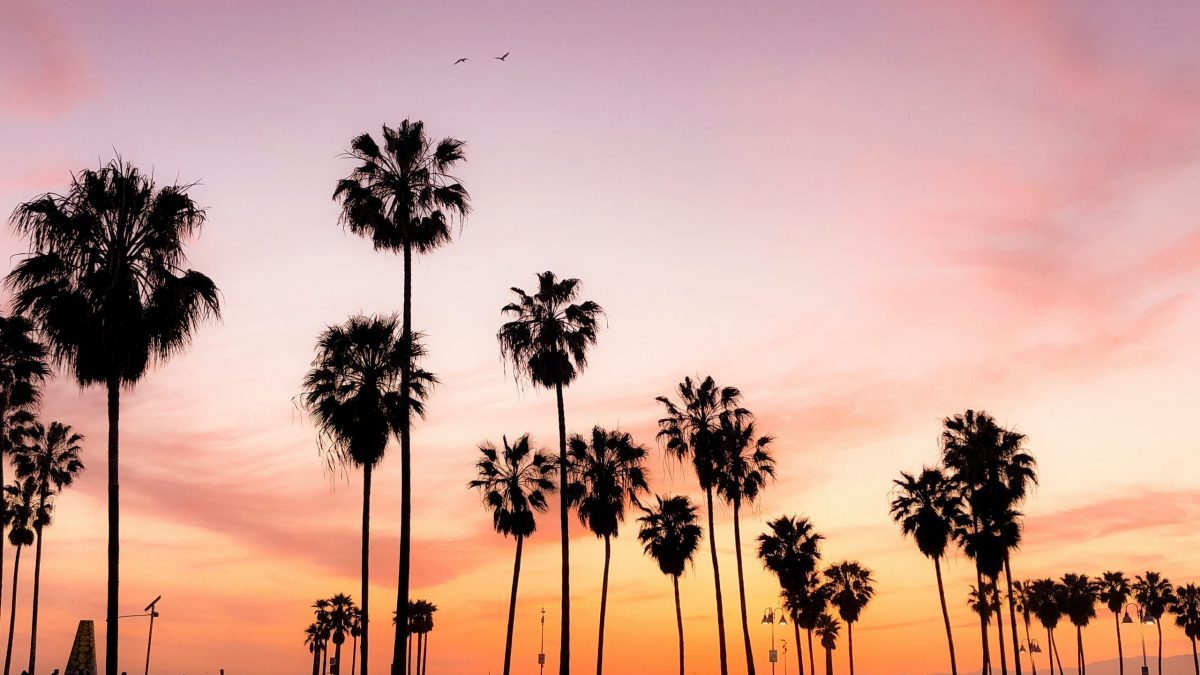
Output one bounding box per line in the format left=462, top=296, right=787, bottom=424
left=637, top=495, right=703, bottom=675
left=12, top=420, right=83, bottom=675
left=334, top=120, right=469, bottom=675
left=2, top=478, right=39, bottom=675
left=313, top=598, right=333, bottom=675
left=656, top=375, right=748, bottom=675
left=407, top=599, right=437, bottom=675
left=1098, top=572, right=1131, bottom=675
left=1169, top=584, right=1200, bottom=675
left=469, top=434, right=556, bottom=675
left=306, top=623, right=326, bottom=675
left=565, top=426, right=648, bottom=675
left=968, top=582, right=1002, bottom=675
left=814, top=612, right=840, bottom=675
left=1058, top=574, right=1097, bottom=675
left=790, top=576, right=833, bottom=675
left=498, top=270, right=603, bottom=675
left=1026, top=579, right=1065, bottom=675
left=7, top=159, right=220, bottom=673
left=824, top=562, right=874, bottom=675
left=301, top=316, right=434, bottom=675
left=322, top=594, right=358, bottom=675
left=890, top=467, right=963, bottom=675
left=715, top=414, right=774, bottom=675
left=1133, top=571, right=1176, bottom=675
left=1011, top=581, right=1039, bottom=675
left=758, top=515, right=824, bottom=675
left=349, top=608, right=362, bottom=675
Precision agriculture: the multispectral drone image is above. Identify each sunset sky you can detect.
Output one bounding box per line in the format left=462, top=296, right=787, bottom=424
left=3, top=1, right=1200, bottom=673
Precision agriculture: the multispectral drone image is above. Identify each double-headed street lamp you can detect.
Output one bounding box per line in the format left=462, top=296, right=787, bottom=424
left=1122, top=603, right=1156, bottom=675
left=761, top=607, right=787, bottom=675
left=117, top=595, right=161, bottom=675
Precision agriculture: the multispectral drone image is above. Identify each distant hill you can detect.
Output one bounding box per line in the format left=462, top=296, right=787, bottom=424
left=926, top=653, right=1196, bottom=675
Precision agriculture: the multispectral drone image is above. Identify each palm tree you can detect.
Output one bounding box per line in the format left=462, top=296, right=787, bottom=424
left=714, top=413, right=775, bottom=675
left=2, top=478, right=38, bottom=675
left=1133, top=571, right=1176, bottom=675
left=313, top=598, right=334, bottom=675
left=1012, top=581, right=1038, bottom=675
left=790, top=576, right=833, bottom=675
left=1098, top=572, right=1131, bottom=675
left=1169, top=584, right=1200, bottom=675
left=498, top=271, right=603, bottom=675
left=824, top=562, right=874, bottom=675
left=968, top=582, right=1002, bottom=675
left=638, top=495, right=703, bottom=675
left=814, top=613, right=840, bottom=675
left=11, top=419, right=84, bottom=675
left=1058, top=574, right=1097, bottom=675
left=890, top=467, right=962, bottom=675
left=306, top=623, right=326, bottom=675
left=565, top=426, right=648, bottom=675
left=469, top=434, right=556, bottom=675
left=7, top=159, right=220, bottom=674
left=407, top=600, right=437, bottom=675
left=301, top=316, right=434, bottom=675
left=349, top=608, right=363, bottom=675
left=1026, top=579, right=1065, bottom=675
left=321, top=594, right=358, bottom=675
left=656, top=375, right=748, bottom=675
left=758, top=515, right=825, bottom=675
left=334, top=121, right=469, bottom=675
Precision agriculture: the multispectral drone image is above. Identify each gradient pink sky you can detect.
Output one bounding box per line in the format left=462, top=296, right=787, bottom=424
left=3, top=1, right=1200, bottom=673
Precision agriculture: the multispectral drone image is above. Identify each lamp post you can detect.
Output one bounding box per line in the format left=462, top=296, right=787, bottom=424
left=1121, top=603, right=1154, bottom=675
left=117, top=595, right=161, bottom=675
left=1017, top=638, right=1043, bottom=667
left=761, top=607, right=787, bottom=675
left=538, top=607, right=546, bottom=675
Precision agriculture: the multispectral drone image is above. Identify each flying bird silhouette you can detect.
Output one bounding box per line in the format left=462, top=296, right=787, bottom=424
left=454, top=57, right=468, bottom=64
left=495, top=52, right=510, bottom=61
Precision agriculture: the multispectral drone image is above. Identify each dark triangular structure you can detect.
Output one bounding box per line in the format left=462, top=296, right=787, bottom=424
left=64, top=620, right=97, bottom=675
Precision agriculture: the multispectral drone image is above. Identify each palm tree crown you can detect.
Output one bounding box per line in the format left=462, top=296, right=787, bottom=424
left=565, top=426, right=649, bottom=539
left=1169, top=584, right=1200, bottom=643
left=469, top=434, right=557, bottom=538
left=12, top=421, right=84, bottom=497
left=656, top=376, right=747, bottom=489
left=638, top=495, right=702, bottom=578
left=890, top=467, right=962, bottom=560
left=757, top=515, right=824, bottom=593
left=715, top=414, right=775, bottom=508
left=0, top=314, right=50, bottom=413
left=1059, top=574, right=1097, bottom=628
left=826, top=562, right=875, bottom=625
left=497, top=272, right=604, bottom=390
left=1134, top=571, right=1176, bottom=621
left=1098, top=571, right=1131, bottom=615
left=1025, top=579, right=1063, bottom=630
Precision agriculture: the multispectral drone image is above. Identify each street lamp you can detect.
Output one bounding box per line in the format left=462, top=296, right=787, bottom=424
left=538, top=607, right=546, bottom=675
left=1121, top=603, right=1154, bottom=675
left=1018, top=639, right=1042, bottom=654
left=761, top=607, right=787, bottom=675
left=117, top=595, right=161, bottom=675
left=780, top=638, right=789, bottom=675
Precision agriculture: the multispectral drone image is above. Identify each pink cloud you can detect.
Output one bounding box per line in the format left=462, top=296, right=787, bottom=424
left=0, top=1, right=94, bottom=117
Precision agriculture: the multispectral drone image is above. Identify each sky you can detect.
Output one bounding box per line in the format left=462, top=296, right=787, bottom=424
left=2, top=0, right=1200, bottom=673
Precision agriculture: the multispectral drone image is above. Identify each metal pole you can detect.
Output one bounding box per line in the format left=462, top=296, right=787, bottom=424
left=539, top=607, right=546, bottom=675
left=144, top=611, right=157, bottom=675
left=770, top=609, right=777, bottom=675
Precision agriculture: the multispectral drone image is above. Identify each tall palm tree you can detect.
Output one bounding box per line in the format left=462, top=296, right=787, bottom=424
left=890, top=467, right=963, bottom=675
left=656, top=375, right=748, bottom=675
left=565, top=426, right=648, bottom=675
left=714, top=414, right=774, bottom=675
left=334, top=122, right=469, bottom=675
left=7, top=159, right=220, bottom=674
left=12, top=419, right=84, bottom=675
left=469, top=434, right=556, bottom=675
left=638, top=495, right=703, bottom=675
left=1058, top=574, right=1097, bottom=675
left=1012, top=581, right=1038, bottom=675
left=758, top=515, right=825, bottom=675
left=301, top=316, right=434, bottom=675
left=1133, top=571, right=1176, bottom=675
left=2, top=478, right=38, bottom=675
left=1098, top=572, right=1131, bottom=675
left=1169, top=584, right=1200, bottom=675
left=498, top=271, right=603, bottom=675
left=814, top=613, right=840, bottom=675
left=824, top=562, right=874, bottom=675
left=1026, top=579, right=1065, bottom=675
left=306, top=623, right=326, bottom=675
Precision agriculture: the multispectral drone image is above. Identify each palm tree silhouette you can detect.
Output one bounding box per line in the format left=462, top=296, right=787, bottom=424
left=715, top=414, right=774, bottom=675
left=1168, top=584, right=1200, bottom=675
left=1025, top=579, right=1065, bottom=675
left=407, top=600, right=437, bottom=675
left=637, top=495, right=702, bottom=675
left=306, top=623, right=326, bottom=675
left=7, top=159, right=220, bottom=674
left=790, top=575, right=832, bottom=675
left=968, top=582, right=1002, bottom=674
left=469, top=434, right=556, bottom=675
left=758, top=515, right=824, bottom=675
left=2, top=478, right=39, bottom=675
left=1011, top=581, right=1038, bottom=675
left=656, top=375, right=748, bottom=675
left=1133, top=571, right=1176, bottom=675
left=814, top=612, right=840, bottom=675
left=1098, top=571, right=1131, bottom=675
left=565, top=426, right=648, bottom=675
left=335, top=119, right=469, bottom=675
left=11, top=420, right=83, bottom=675
left=1058, top=574, right=1097, bottom=675
left=890, top=467, right=962, bottom=675
left=825, top=562, right=874, bottom=675
left=498, top=271, right=603, bottom=675
left=349, top=607, right=363, bottom=675
left=301, top=316, right=434, bottom=675
left=313, top=598, right=334, bottom=675
left=322, top=594, right=359, bottom=675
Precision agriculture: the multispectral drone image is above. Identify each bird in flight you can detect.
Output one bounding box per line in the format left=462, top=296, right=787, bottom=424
left=495, top=52, right=510, bottom=62
left=454, top=57, right=468, bottom=65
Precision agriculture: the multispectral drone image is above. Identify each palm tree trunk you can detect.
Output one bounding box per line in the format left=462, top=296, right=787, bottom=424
left=976, top=567, right=991, bottom=675
left=704, top=486, right=730, bottom=675
left=1190, top=636, right=1197, bottom=675
left=807, top=629, right=816, bottom=675
left=1022, top=616, right=1037, bottom=675
left=1114, top=612, right=1123, bottom=675
left=674, top=575, right=685, bottom=675
left=556, top=382, right=571, bottom=675
left=731, top=501, right=756, bottom=675
left=1156, top=622, right=1163, bottom=675
left=824, top=645, right=832, bottom=675
left=27, top=521, right=45, bottom=675
left=1004, top=558, right=1022, bottom=675
left=933, top=557, right=958, bottom=675
left=1045, top=627, right=1054, bottom=675
left=362, top=463, right=373, bottom=675
left=391, top=242, right=415, bottom=675
left=1051, top=629, right=1064, bottom=675
left=334, top=641, right=343, bottom=675
left=996, top=601, right=1009, bottom=675
left=3, top=546, right=23, bottom=675
left=312, top=648, right=321, bottom=675
left=407, top=630, right=413, bottom=675
left=421, top=631, right=429, bottom=675
left=105, top=375, right=120, bottom=675
left=596, top=534, right=612, bottom=675
left=503, top=536, right=525, bottom=675
left=793, top=618, right=804, bottom=675
left=848, top=622, right=856, bottom=675
left=1076, top=625, right=1084, bottom=675
left=323, top=644, right=329, bottom=675
left=352, top=635, right=358, bottom=675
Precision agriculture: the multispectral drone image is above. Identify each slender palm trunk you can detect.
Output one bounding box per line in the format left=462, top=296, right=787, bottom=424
left=1190, top=637, right=1197, bottom=675
left=793, top=619, right=805, bottom=675
left=933, top=557, right=958, bottom=675
left=105, top=376, right=120, bottom=675
left=27, top=520, right=45, bottom=675
left=392, top=242, right=414, bottom=675
left=323, top=645, right=329, bottom=675
left=996, top=601, right=1009, bottom=675
left=1044, top=627, right=1054, bottom=675
left=362, top=463, right=373, bottom=675
left=848, top=622, right=856, bottom=675
left=502, top=536, right=525, bottom=675
left=1004, top=558, right=1022, bottom=675
left=704, top=487, right=730, bottom=675
left=1022, top=616, right=1036, bottom=675
left=1157, top=622, right=1163, bottom=675
left=414, top=634, right=422, bottom=675
left=1075, top=625, right=1084, bottom=675
left=312, top=648, right=321, bottom=675
left=555, top=382, right=571, bottom=675
left=352, top=635, right=358, bottom=675
left=334, top=641, right=343, bottom=675
left=421, top=632, right=429, bottom=675
left=976, top=567, right=991, bottom=675
left=1051, top=629, right=1064, bottom=675
left=731, top=501, right=756, bottom=675
left=807, top=629, right=815, bottom=675
left=596, top=535, right=612, bottom=675
left=674, top=575, right=686, bottom=675
left=824, top=645, right=832, bottom=675
left=1114, top=612, right=1124, bottom=675
left=3, top=546, right=23, bottom=675
left=407, top=630, right=413, bottom=674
